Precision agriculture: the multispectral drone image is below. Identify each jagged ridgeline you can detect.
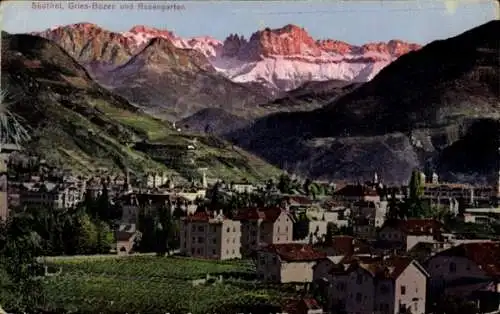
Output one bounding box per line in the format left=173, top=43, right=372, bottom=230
left=0, top=31, right=281, bottom=182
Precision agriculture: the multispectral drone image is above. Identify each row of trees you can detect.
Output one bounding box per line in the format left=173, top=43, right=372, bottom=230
left=385, top=169, right=437, bottom=220
left=271, top=174, right=331, bottom=198
left=136, top=202, right=180, bottom=255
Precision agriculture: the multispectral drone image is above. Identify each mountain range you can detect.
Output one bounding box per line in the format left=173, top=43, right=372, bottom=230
left=8, top=20, right=499, bottom=184
left=0, top=31, right=281, bottom=182
left=35, top=23, right=420, bottom=119
left=227, top=20, right=500, bottom=184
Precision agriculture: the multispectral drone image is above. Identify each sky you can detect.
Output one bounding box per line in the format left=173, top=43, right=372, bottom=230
left=1, top=0, right=497, bottom=45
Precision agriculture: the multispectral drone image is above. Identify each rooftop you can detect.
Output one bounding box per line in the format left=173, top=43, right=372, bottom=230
left=382, top=218, right=446, bottom=236
left=233, top=207, right=286, bottom=222
left=259, top=243, right=327, bottom=262
left=346, top=257, right=422, bottom=280
left=436, top=242, right=500, bottom=278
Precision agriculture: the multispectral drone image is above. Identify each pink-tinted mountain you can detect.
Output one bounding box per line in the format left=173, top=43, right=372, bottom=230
left=35, top=23, right=420, bottom=115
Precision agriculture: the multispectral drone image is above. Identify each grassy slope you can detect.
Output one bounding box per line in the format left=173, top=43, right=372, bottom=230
left=5, top=256, right=290, bottom=314
left=1, top=32, right=281, bottom=182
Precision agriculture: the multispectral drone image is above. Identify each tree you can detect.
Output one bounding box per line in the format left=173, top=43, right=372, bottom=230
left=95, top=220, right=114, bottom=254
left=172, top=201, right=186, bottom=219
left=136, top=206, right=156, bottom=252
left=277, top=174, right=292, bottom=194
left=156, top=202, right=175, bottom=256
left=96, top=183, right=110, bottom=220
left=0, top=212, right=44, bottom=311
left=210, top=181, right=224, bottom=209
left=293, top=213, right=310, bottom=240
left=405, top=169, right=427, bottom=218
left=408, top=169, right=424, bottom=201
left=303, top=178, right=312, bottom=196
left=75, top=213, right=99, bottom=254
left=309, top=183, right=319, bottom=200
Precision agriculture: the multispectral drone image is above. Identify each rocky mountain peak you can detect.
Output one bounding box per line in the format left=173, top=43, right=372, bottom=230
left=317, top=39, right=354, bottom=54
left=247, top=24, right=322, bottom=57
left=127, top=25, right=176, bottom=40
left=37, top=23, right=132, bottom=65
left=222, top=33, right=248, bottom=58
left=125, top=37, right=215, bottom=72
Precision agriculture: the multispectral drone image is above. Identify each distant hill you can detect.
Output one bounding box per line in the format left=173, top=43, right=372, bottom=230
left=177, top=108, right=251, bottom=136
left=260, top=80, right=362, bottom=112
left=227, top=21, right=500, bottom=184
left=1, top=32, right=281, bottom=182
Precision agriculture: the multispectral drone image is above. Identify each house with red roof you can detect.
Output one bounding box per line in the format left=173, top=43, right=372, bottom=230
left=313, top=236, right=374, bottom=281
left=179, top=211, right=242, bottom=260
left=378, top=219, right=446, bottom=251
left=255, top=243, right=327, bottom=283
left=115, top=224, right=138, bottom=255
left=233, top=207, right=293, bottom=255
left=325, top=257, right=428, bottom=314
left=425, top=242, right=500, bottom=313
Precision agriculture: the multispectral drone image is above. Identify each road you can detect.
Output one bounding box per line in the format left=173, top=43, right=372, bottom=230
left=37, top=250, right=181, bottom=263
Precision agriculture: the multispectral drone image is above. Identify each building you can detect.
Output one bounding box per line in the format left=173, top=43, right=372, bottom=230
left=353, top=217, right=378, bottom=240
left=378, top=219, right=446, bottom=251
left=19, top=182, right=82, bottom=209
left=255, top=243, right=326, bottom=283
left=463, top=207, right=500, bottom=224
left=234, top=207, right=293, bottom=254
left=116, top=224, right=138, bottom=255
left=230, top=182, right=256, bottom=193
left=179, top=211, right=242, bottom=260
left=144, top=172, right=170, bottom=188
left=308, top=202, right=350, bottom=228
left=425, top=242, right=500, bottom=313
left=351, top=200, right=388, bottom=228
left=313, top=237, right=374, bottom=281
left=326, top=257, right=428, bottom=314
left=118, top=193, right=171, bottom=224
left=423, top=183, right=493, bottom=207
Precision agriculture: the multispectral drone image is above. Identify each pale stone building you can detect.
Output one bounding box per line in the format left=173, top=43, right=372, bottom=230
left=255, top=243, right=326, bottom=283
left=233, top=207, right=293, bottom=255
left=325, top=257, right=428, bottom=314
left=19, top=182, right=81, bottom=209
left=378, top=219, right=446, bottom=251
left=179, top=211, right=242, bottom=260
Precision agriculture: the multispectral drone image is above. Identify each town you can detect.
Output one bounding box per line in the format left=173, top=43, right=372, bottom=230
left=0, top=2, right=498, bottom=313
left=1, top=139, right=499, bottom=314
